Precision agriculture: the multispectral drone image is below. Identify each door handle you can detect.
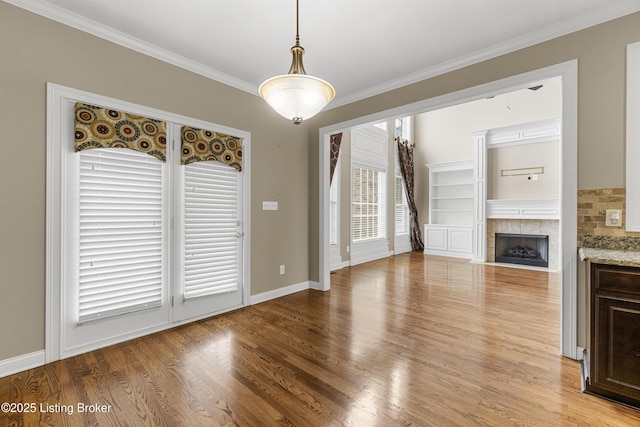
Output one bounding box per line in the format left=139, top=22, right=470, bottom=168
left=235, top=232, right=244, bottom=238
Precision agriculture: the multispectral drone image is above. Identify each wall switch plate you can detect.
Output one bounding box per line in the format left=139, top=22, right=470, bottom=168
left=605, top=209, right=622, bottom=226
left=262, top=201, right=278, bottom=211
left=279, top=265, right=285, bottom=275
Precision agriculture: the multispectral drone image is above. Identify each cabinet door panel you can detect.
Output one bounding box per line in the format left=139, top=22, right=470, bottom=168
left=424, top=227, right=447, bottom=251
left=591, top=294, right=640, bottom=405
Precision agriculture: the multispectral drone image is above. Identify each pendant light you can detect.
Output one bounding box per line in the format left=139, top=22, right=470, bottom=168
left=259, top=0, right=335, bottom=125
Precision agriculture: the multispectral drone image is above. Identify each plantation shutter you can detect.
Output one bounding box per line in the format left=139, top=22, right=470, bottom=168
left=395, top=176, right=409, bottom=235
left=78, top=148, right=164, bottom=323
left=183, top=161, right=239, bottom=299
left=352, top=166, right=386, bottom=242
left=329, top=173, right=339, bottom=246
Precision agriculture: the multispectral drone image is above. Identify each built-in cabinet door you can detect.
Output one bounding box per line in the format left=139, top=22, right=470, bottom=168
left=448, top=227, right=472, bottom=254
left=588, top=264, right=640, bottom=409
left=424, top=226, right=447, bottom=251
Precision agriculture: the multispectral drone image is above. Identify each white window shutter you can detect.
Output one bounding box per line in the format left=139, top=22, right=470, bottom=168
left=183, top=161, right=239, bottom=300
left=78, top=149, right=164, bottom=323
left=352, top=166, right=386, bottom=242
left=329, top=175, right=339, bottom=246
left=395, top=175, right=409, bottom=236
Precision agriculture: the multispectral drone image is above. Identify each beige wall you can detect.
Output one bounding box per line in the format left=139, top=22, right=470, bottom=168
left=310, top=11, right=640, bottom=279
left=3, top=2, right=640, bottom=364
left=488, top=140, right=560, bottom=199
left=0, top=3, right=310, bottom=361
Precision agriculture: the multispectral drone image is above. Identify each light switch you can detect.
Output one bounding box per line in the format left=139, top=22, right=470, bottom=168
left=262, top=201, right=278, bottom=211
left=605, top=209, right=622, bottom=226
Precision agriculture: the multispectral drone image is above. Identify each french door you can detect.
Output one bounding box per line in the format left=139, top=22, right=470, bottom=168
left=53, top=89, right=247, bottom=359
left=172, top=152, right=244, bottom=322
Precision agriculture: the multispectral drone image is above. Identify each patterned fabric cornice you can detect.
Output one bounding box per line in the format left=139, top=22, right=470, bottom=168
left=74, top=102, right=167, bottom=161
left=181, top=126, right=243, bottom=172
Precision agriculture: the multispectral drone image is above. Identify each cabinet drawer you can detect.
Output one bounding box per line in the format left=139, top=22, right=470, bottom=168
left=592, top=264, right=640, bottom=296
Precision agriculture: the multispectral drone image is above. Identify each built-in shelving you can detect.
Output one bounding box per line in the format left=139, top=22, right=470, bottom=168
left=424, top=160, right=473, bottom=258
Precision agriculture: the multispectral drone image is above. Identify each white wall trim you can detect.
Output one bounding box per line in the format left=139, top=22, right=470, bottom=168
left=394, top=237, right=412, bottom=255
left=250, top=281, right=313, bottom=305
left=320, top=59, right=579, bottom=359
left=330, top=260, right=351, bottom=271
left=626, top=41, right=640, bottom=232
left=350, top=238, right=392, bottom=266
left=0, top=351, right=46, bottom=379
left=487, top=199, right=560, bottom=219
left=484, top=117, right=561, bottom=148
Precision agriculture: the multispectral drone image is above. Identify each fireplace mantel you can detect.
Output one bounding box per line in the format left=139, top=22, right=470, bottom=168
left=487, top=198, right=560, bottom=220
left=471, top=118, right=561, bottom=262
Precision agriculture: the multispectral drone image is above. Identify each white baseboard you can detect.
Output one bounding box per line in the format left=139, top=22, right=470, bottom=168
left=330, top=260, right=350, bottom=271
left=351, top=250, right=394, bottom=266
left=0, top=350, right=46, bottom=378
left=250, top=281, right=313, bottom=305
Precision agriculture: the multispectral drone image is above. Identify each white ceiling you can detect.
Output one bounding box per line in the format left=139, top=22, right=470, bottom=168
left=9, top=0, right=640, bottom=107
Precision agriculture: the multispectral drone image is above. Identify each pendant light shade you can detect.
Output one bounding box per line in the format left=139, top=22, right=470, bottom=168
left=259, top=74, right=335, bottom=125
left=259, top=0, right=335, bottom=125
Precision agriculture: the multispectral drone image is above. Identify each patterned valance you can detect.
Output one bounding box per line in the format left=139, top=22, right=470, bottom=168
left=74, top=102, right=167, bottom=162
left=181, top=126, right=243, bottom=172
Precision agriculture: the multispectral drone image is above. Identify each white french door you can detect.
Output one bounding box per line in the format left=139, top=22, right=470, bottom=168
left=50, top=85, right=248, bottom=360
left=172, top=153, right=244, bottom=322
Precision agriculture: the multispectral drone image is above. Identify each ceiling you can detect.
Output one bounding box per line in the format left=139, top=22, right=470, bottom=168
left=9, top=0, right=640, bottom=108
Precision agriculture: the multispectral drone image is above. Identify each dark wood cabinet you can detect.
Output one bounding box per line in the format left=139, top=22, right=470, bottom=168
left=588, top=263, right=640, bottom=408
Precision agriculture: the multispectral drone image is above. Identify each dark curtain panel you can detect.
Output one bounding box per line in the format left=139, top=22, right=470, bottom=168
left=329, top=133, right=343, bottom=185
left=396, top=137, right=425, bottom=251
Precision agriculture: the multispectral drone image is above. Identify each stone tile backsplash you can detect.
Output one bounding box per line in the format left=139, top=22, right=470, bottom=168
left=577, top=188, right=640, bottom=247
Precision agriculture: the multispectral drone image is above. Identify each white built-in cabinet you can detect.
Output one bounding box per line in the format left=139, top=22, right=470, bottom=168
left=424, top=160, right=473, bottom=258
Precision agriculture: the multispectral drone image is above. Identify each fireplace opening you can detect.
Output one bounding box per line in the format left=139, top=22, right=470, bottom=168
left=495, top=233, right=549, bottom=268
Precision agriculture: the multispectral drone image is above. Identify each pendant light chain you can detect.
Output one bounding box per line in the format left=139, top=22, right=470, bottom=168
left=296, top=0, right=300, bottom=45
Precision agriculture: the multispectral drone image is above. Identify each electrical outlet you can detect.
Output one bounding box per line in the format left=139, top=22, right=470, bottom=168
left=279, top=264, right=285, bottom=275
left=605, top=209, right=622, bottom=227
left=262, top=201, right=278, bottom=211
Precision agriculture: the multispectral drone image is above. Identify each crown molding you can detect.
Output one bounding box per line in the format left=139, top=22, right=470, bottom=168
left=5, top=0, right=640, bottom=107
left=327, top=0, right=640, bottom=109
left=3, top=0, right=257, bottom=95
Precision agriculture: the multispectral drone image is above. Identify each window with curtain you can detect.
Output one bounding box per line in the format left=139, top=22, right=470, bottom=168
left=395, top=175, right=410, bottom=236
left=352, top=166, right=386, bottom=242
left=394, top=117, right=411, bottom=237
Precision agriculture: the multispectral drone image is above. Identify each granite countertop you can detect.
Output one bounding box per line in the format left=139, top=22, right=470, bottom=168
left=579, top=235, right=640, bottom=267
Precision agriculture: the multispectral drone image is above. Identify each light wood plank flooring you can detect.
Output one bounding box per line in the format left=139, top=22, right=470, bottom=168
left=2, top=253, right=640, bottom=426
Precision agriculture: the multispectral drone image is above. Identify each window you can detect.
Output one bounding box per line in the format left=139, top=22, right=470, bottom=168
left=394, top=116, right=411, bottom=240
left=329, top=167, right=339, bottom=246
left=352, top=166, right=386, bottom=242
left=395, top=175, right=409, bottom=236
left=394, top=117, right=411, bottom=140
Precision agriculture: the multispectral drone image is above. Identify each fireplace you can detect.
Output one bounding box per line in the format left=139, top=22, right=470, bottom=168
left=495, top=233, right=549, bottom=268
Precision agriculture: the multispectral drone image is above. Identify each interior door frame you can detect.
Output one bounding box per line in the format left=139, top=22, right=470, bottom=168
left=319, top=60, right=578, bottom=359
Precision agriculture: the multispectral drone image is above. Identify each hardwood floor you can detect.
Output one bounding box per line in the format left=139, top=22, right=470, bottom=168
left=2, top=253, right=640, bottom=426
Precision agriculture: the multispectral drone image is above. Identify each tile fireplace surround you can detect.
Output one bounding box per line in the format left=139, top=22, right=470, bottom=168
left=487, top=219, right=560, bottom=271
